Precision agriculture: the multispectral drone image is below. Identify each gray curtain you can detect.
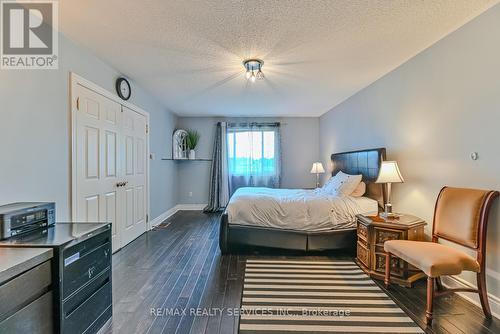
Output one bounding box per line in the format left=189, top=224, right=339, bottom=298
left=227, top=122, right=281, bottom=195
left=204, top=122, right=229, bottom=212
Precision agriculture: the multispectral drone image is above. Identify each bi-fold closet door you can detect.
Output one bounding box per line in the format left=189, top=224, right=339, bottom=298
left=73, top=83, right=148, bottom=253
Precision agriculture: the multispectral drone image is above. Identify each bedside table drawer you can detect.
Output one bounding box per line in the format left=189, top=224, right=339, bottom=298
left=357, top=223, right=369, bottom=243
left=374, top=227, right=403, bottom=246
left=357, top=241, right=370, bottom=268
left=358, top=237, right=368, bottom=249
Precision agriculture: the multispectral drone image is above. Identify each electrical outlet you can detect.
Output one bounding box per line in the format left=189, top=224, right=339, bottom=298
left=188, top=192, right=193, bottom=197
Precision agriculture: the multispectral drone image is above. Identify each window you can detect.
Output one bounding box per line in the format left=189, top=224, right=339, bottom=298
left=227, top=130, right=276, bottom=176
left=225, top=123, right=281, bottom=193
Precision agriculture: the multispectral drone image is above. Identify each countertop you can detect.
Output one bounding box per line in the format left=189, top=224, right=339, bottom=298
left=0, top=247, right=53, bottom=284
left=0, top=223, right=110, bottom=247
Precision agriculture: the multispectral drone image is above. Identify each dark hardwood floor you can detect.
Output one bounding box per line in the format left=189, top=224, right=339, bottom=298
left=105, top=211, right=500, bottom=334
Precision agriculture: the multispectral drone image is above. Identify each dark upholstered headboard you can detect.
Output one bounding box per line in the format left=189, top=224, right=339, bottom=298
left=331, top=148, right=386, bottom=208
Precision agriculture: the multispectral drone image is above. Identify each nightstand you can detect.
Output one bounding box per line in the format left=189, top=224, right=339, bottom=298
left=355, top=213, right=427, bottom=287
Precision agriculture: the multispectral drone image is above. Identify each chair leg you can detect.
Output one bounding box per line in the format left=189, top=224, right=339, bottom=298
left=426, top=277, right=434, bottom=325
left=477, top=271, right=492, bottom=318
left=435, top=277, right=444, bottom=291
left=384, top=252, right=391, bottom=288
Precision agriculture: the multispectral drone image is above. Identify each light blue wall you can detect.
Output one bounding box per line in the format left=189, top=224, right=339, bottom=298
left=0, top=33, right=178, bottom=221
left=176, top=117, right=320, bottom=204
left=319, top=4, right=500, bottom=304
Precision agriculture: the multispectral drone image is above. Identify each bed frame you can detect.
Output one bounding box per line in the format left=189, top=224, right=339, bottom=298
left=219, top=147, right=386, bottom=254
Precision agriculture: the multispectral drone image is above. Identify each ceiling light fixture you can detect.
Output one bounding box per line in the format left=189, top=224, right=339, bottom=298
left=243, top=59, right=264, bottom=82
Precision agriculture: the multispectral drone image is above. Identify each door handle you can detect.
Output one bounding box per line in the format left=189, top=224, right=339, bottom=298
left=116, top=181, right=129, bottom=188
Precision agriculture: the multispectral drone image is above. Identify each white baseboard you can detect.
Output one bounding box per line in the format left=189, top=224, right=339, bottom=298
left=149, top=204, right=207, bottom=229
left=176, top=204, right=207, bottom=211
left=149, top=206, right=179, bottom=228
left=441, top=275, right=500, bottom=319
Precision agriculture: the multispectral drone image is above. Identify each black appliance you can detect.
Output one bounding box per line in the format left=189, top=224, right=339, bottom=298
left=0, top=202, right=55, bottom=239
left=0, top=203, right=112, bottom=334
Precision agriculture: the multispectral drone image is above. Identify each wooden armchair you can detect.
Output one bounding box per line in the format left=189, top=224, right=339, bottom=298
left=384, top=186, right=499, bottom=325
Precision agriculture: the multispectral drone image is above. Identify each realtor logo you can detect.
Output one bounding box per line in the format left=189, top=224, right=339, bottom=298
left=1, top=0, right=58, bottom=69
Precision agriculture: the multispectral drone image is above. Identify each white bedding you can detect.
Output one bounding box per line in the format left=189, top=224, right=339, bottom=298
left=354, top=196, right=379, bottom=216
left=227, top=187, right=378, bottom=232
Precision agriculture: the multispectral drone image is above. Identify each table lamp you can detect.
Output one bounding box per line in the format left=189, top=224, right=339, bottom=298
left=375, top=161, right=404, bottom=217
left=310, top=162, right=325, bottom=188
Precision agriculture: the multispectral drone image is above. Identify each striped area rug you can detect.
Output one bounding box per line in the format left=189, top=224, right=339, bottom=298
left=239, top=259, right=423, bottom=334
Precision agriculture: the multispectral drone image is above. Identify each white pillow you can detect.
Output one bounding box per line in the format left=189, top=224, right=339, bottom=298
left=351, top=181, right=366, bottom=197
left=322, top=171, right=362, bottom=196
left=321, top=176, right=340, bottom=193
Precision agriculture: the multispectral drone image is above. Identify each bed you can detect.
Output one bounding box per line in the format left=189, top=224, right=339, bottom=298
left=219, top=147, right=386, bottom=253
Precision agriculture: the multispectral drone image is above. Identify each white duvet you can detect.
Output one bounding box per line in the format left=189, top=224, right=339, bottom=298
left=227, top=187, right=370, bottom=232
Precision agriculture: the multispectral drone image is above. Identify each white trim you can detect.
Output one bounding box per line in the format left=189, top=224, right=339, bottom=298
left=69, top=72, right=150, bottom=233
left=149, top=206, right=179, bottom=228
left=149, top=204, right=208, bottom=229
left=70, top=73, right=149, bottom=115
left=441, top=275, right=500, bottom=319
left=176, top=204, right=207, bottom=211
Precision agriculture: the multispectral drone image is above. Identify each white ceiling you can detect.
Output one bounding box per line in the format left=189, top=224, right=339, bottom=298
left=59, top=0, right=498, bottom=117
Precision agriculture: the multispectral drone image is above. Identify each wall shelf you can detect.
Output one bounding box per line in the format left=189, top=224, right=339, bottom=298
left=161, top=158, right=212, bottom=162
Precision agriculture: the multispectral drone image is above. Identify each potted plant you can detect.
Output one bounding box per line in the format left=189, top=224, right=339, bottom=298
left=185, top=129, right=200, bottom=160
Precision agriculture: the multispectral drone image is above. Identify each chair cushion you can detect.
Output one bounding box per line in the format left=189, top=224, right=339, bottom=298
left=384, top=240, right=479, bottom=277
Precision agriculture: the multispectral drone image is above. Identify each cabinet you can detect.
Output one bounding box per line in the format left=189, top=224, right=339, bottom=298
left=355, top=214, right=426, bottom=287
left=0, top=249, right=53, bottom=333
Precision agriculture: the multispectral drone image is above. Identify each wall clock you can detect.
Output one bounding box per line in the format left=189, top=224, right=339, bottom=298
left=115, top=77, right=131, bottom=100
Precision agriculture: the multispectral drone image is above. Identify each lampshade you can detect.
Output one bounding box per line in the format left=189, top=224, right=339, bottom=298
left=376, top=161, right=404, bottom=183
left=310, top=162, right=325, bottom=174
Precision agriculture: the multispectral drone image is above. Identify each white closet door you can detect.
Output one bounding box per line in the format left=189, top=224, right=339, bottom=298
left=74, top=84, right=123, bottom=252
left=120, top=106, right=148, bottom=246
left=74, top=83, right=149, bottom=253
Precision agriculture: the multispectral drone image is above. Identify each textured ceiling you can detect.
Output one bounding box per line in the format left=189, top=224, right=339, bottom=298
left=59, top=0, right=498, bottom=117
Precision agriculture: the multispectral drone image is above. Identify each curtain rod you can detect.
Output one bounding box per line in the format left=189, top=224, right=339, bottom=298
left=223, top=122, right=285, bottom=127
